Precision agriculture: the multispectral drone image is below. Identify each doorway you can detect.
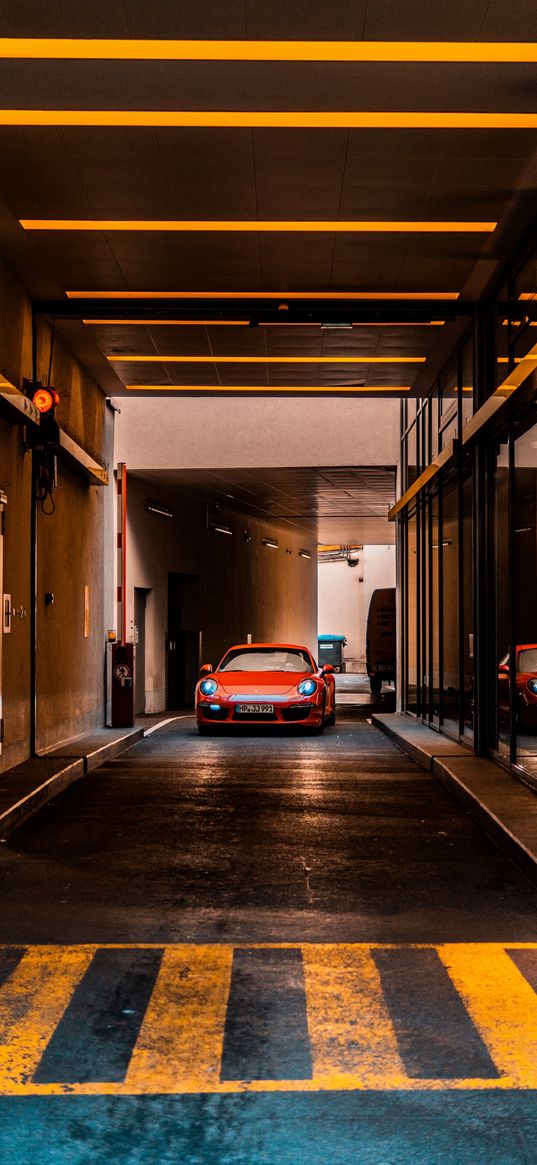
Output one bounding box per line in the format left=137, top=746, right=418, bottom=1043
left=134, top=587, right=150, bottom=715
left=166, top=572, right=201, bottom=709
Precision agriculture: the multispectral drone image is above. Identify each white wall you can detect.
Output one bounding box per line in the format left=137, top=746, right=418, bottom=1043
left=115, top=397, right=399, bottom=468
left=317, top=546, right=396, bottom=670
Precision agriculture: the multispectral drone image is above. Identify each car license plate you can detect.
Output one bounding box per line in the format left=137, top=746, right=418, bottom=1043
left=237, top=703, right=274, bottom=714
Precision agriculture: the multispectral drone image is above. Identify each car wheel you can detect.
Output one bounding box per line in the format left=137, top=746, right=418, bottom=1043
left=197, top=724, right=214, bottom=735
left=324, top=709, right=336, bottom=728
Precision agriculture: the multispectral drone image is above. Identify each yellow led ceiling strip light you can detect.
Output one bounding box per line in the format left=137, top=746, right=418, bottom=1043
left=124, top=384, right=412, bottom=392
left=1, top=39, right=537, bottom=62
left=109, top=355, right=426, bottom=364
left=3, top=111, right=537, bottom=129
left=84, top=319, right=444, bottom=327
left=20, top=219, right=496, bottom=232
left=70, top=291, right=461, bottom=300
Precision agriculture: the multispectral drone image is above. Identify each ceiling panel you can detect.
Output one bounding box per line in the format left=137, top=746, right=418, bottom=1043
left=1, top=0, right=535, bottom=40
left=0, top=60, right=535, bottom=112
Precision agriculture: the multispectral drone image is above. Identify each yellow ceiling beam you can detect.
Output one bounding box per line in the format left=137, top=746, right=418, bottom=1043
left=3, top=110, right=537, bottom=128
left=1, top=39, right=536, bottom=62
left=110, top=354, right=426, bottom=363
left=21, top=219, right=496, bottom=232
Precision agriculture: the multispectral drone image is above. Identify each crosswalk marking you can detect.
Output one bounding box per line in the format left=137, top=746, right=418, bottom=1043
left=303, top=945, right=406, bottom=1089
left=0, top=943, right=535, bottom=1094
left=125, top=945, right=233, bottom=1093
left=439, top=944, right=537, bottom=1089
left=0, top=946, right=95, bottom=1091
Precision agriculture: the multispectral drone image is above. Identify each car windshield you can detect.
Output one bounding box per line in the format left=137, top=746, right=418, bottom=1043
left=518, top=648, right=537, bottom=673
left=219, top=648, right=313, bottom=673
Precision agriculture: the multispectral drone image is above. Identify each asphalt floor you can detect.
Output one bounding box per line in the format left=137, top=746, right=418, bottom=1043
left=1, top=711, right=537, bottom=1163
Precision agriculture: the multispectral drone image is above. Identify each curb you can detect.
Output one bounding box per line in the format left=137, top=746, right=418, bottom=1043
left=0, top=726, right=147, bottom=838
left=0, top=759, right=84, bottom=838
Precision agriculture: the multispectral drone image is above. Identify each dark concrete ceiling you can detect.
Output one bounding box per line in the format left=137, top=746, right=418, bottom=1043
left=0, top=2, right=535, bottom=397
left=130, top=465, right=396, bottom=545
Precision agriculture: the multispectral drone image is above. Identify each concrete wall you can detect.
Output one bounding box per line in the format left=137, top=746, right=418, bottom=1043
left=317, top=546, right=396, bottom=670
left=127, top=474, right=317, bottom=711
left=115, top=397, right=399, bottom=469
left=0, top=257, right=113, bottom=768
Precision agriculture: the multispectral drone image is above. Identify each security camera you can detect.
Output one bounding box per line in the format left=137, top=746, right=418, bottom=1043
left=347, top=557, right=359, bottom=568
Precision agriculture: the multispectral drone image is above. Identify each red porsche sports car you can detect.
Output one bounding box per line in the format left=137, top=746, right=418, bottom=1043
left=195, top=642, right=336, bottom=734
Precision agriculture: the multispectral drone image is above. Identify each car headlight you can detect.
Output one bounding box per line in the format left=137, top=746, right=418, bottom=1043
left=527, top=679, right=537, bottom=695
left=200, top=678, right=218, bottom=696
left=297, top=678, right=317, bottom=697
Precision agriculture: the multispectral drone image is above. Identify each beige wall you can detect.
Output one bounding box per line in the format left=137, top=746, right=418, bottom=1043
left=0, top=257, right=113, bottom=768
left=318, top=546, right=396, bottom=668
left=115, top=396, right=399, bottom=469
left=127, top=474, right=317, bottom=712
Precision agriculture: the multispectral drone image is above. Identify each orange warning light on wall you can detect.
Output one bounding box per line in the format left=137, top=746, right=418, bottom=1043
left=33, top=386, right=59, bottom=413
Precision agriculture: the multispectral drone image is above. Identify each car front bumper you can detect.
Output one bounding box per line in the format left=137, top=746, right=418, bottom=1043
left=196, top=699, right=323, bottom=727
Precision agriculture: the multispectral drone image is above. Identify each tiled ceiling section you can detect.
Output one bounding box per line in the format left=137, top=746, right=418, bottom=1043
left=131, top=466, right=397, bottom=545
left=0, top=1, right=535, bottom=396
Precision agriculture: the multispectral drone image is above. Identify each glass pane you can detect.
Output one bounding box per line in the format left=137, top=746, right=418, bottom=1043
left=461, top=336, right=474, bottom=430
left=406, top=509, right=419, bottom=714
left=442, top=478, right=459, bottom=735
left=462, top=469, right=474, bottom=738
left=495, top=442, right=510, bottom=757
left=431, top=492, right=440, bottom=725
left=407, top=421, right=418, bottom=486
left=514, top=421, right=537, bottom=777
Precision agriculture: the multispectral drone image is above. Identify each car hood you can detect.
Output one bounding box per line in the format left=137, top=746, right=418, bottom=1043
left=215, top=670, right=313, bottom=697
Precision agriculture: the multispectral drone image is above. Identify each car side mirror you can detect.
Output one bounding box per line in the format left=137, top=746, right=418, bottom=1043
left=200, top=663, right=213, bottom=676
left=498, top=664, right=509, bottom=675
left=321, top=664, right=335, bottom=676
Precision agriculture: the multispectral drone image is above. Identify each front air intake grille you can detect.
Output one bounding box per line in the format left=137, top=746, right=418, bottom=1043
left=281, top=705, right=313, bottom=722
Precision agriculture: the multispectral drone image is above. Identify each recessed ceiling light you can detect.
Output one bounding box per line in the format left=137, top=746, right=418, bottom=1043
left=83, top=317, right=444, bottom=327
left=2, top=38, right=536, bottom=62
left=21, top=218, right=496, bottom=232
left=4, top=109, right=536, bottom=128
left=69, top=291, right=461, bottom=300
left=144, top=501, right=173, bottom=518
left=111, top=354, right=426, bottom=363
left=124, top=384, right=412, bottom=392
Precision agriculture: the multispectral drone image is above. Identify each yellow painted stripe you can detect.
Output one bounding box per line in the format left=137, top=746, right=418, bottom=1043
left=20, top=219, right=497, bottom=232
left=0, top=39, right=536, bottom=63
left=439, top=944, right=537, bottom=1088
left=1, top=110, right=537, bottom=128
left=302, top=944, right=406, bottom=1089
left=111, top=354, right=425, bottom=363
left=0, top=946, right=95, bottom=1092
left=126, top=945, right=233, bottom=1093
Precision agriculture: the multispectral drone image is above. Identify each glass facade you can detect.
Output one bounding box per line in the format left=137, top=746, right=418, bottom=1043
left=398, top=231, right=537, bottom=784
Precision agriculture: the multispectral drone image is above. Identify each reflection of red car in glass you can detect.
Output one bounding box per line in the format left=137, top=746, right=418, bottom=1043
left=498, top=645, right=537, bottom=727
left=196, top=642, right=336, bottom=734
